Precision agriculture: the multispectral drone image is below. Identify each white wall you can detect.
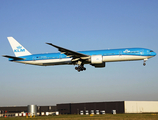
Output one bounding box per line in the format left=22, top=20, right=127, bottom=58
left=124, top=101, right=158, bottom=113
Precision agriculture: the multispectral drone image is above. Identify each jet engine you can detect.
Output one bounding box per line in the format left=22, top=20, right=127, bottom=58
left=91, top=62, right=105, bottom=68
left=90, top=55, right=106, bottom=68
left=91, top=55, right=103, bottom=64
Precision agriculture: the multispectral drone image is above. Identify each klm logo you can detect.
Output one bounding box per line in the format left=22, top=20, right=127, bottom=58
left=14, top=46, right=25, bottom=52
left=123, top=49, right=130, bottom=53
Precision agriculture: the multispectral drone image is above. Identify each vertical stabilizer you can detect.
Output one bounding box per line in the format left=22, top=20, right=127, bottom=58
left=7, top=37, right=32, bottom=57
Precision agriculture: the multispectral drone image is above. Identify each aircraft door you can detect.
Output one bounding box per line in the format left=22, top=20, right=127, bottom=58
left=140, top=49, right=144, bottom=55
left=33, top=56, right=36, bottom=61
left=59, top=54, right=63, bottom=59
left=119, top=51, right=122, bottom=55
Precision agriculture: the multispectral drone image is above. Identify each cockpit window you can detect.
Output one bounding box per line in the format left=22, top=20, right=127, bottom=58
left=150, top=50, right=154, bottom=52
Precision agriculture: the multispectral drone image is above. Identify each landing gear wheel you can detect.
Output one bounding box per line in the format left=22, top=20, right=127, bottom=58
left=143, top=63, right=146, bottom=66
left=75, top=64, right=86, bottom=72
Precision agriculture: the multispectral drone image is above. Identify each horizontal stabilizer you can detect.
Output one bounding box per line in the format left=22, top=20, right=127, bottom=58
left=2, top=55, right=25, bottom=60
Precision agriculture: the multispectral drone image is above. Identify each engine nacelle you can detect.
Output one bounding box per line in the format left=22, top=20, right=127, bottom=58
left=91, top=62, right=105, bottom=68
left=91, top=55, right=103, bottom=64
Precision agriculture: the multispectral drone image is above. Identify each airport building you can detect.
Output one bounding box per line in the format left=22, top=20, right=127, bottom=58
left=0, top=106, right=56, bottom=117
left=0, top=101, right=158, bottom=117
left=57, top=101, right=158, bottom=114
left=57, top=101, right=124, bottom=114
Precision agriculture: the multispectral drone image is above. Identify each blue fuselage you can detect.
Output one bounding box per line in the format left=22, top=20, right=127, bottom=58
left=9, top=48, right=156, bottom=66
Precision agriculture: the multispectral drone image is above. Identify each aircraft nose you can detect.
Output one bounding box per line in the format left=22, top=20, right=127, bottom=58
left=153, top=52, right=156, bottom=56
left=149, top=50, right=156, bottom=56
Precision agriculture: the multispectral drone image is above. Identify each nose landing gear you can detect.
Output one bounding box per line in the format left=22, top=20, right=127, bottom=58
left=143, top=62, right=146, bottom=66
left=143, top=58, right=148, bottom=66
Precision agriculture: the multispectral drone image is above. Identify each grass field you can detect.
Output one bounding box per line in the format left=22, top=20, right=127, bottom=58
left=0, top=114, right=158, bottom=120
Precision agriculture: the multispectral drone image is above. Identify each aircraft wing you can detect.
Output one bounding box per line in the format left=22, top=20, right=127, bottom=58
left=2, top=55, right=25, bottom=60
left=46, top=43, right=90, bottom=59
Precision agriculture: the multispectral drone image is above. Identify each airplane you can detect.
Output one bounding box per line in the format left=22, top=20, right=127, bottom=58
left=3, top=37, right=156, bottom=72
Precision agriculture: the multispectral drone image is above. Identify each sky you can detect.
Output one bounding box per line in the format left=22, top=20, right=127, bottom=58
left=0, top=0, right=158, bottom=106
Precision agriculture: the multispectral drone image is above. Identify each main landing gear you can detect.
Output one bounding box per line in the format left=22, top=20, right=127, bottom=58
left=75, top=65, right=86, bottom=72
left=75, top=61, right=86, bottom=72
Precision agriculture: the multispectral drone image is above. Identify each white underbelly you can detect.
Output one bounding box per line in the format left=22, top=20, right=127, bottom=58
left=103, top=55, right=151, bottom=62
left=15, top=58, right=72, bottom=66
